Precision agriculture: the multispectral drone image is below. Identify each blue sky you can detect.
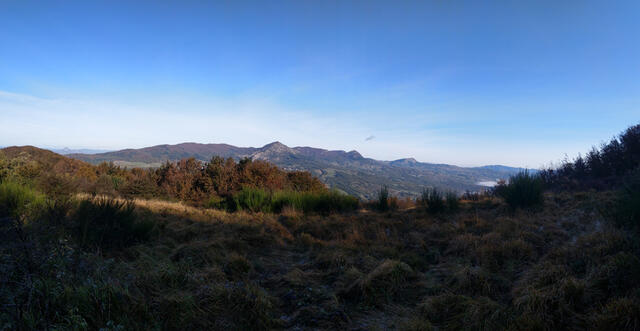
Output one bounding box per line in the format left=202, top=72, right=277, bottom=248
left=0, top=1, right=638, bottom=167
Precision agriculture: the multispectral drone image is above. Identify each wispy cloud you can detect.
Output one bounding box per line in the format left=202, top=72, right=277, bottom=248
left=0, top=89, right=569, bottom=167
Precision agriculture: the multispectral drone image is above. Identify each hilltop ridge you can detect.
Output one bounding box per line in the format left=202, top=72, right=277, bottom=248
left=67, top=142, right=530, bottom=198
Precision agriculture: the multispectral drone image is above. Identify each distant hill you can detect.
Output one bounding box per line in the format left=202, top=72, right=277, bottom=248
left=1, top=146, right=96, bottom=177
left=47, top=147, right=113, bottom=155
left=69, top=142, right=532, bottom=199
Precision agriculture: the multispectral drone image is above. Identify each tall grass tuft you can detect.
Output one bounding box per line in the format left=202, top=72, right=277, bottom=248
left=231, top=187, right=359, bottom=214
left=375, top=185, right=398, bottom=211
left=73, top=197, right=154, bottom=250
left=377, top=185, right=390, bottom=211
left=495, top=170, right=544, bottom=209
left=0, top=180, right=46, bottom=219
left=445, top=191, right=460, bottom=211
left=233, top=187, right=272, bottom=213
left=273, top=189, right=359, bottom=214
left=420, top=188, right=446, bottom=213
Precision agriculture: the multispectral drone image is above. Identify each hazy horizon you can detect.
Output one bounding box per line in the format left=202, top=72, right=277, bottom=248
left=1, top=1, right=638, bottom=168
left=9, top=141, right=538, bottom=169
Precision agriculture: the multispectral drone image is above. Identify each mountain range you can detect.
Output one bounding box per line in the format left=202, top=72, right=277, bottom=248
left=49, top=148, right=113, bottom=155
left=67, top=142, right=532, bottom=199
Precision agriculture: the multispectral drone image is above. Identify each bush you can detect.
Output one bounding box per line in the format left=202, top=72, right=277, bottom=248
left=420, top=188, right=446, bottom=213
left=377, top=185, right=391, bottom=211
left=72, top=198, right=153, bottom=250
left=233, top=187, right=272, bottom=213
left=0, top=180, right=46, bottom=219
left=205, top=194, right=227, bottom=210
left=37, top=173, right=78, bottom=199
left=446, top=191, right=460, bottom=211
left=290, top=190, right=358, bottom=214
left=235, top=188, right=359, bottom=214
left=609, top=169, right=640, bottom=232
left=495, top=171, right=544, bottom=209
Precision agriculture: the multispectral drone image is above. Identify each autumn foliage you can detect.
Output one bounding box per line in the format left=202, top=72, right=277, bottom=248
left=0, top=148, right=331, bottom=210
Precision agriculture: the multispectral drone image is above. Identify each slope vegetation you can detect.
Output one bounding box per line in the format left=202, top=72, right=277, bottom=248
left=69, top=142, right=528, bottom=198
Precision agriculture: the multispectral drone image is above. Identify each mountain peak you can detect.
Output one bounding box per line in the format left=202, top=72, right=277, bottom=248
left=347, top=150, right=363, bottom=159
left=261, top=141, right=293, bottom=153
left=251, top=141, right=297, bottom=160
left=388, top=157, right=421, bottom=168
left=262, top=141, right=287, bottom=148
left=393, top=157, right=418, bottom=164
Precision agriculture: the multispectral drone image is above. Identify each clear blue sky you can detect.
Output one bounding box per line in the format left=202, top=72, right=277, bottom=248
left=0, top=1, right=638, bottom=167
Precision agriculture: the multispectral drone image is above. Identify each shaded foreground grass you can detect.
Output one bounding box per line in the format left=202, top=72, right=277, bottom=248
left=2, top=190, right=640, bottom=330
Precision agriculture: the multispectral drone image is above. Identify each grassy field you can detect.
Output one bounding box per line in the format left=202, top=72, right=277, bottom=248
left=3, top=186, right=639, bottom=330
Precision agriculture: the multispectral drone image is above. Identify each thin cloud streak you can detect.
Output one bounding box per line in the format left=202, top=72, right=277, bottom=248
left=0, top=90, right=582, bottom=168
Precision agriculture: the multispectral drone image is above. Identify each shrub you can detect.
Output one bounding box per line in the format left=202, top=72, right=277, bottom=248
left=609, top=169, right=640, bottom=232
left=495, top=171, right=544, bottom=209
left=377, top=185, right=391, bottom=211
left=233, top=187, right=272, bottom=213
left=542, top=123, right=640, bottom=188
left=232, top=187, right=359, bottom=214
left=305, top=190, right=359, bottom=214
left=205, top=194, right=227, bottom=210
left=0, top=180, right=46, bottom=219
left=420, top=188, right=446, bottom=213
left=272, top=189, right=358, bottom=214
left=446, top=191, right=460, bottom=211
left=37, top=173, right=78, bottom=199
left=72, top=198, right=153, bottom=250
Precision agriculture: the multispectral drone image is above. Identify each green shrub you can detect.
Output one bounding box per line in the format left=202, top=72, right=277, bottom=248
left=495, top=171, right=544, bottom=209
left=230, top=187, right=358, bottom=214
left=377, top=185, right=391, bottom=211
left=0, top=180, right=46, bottom=219
left=272, top=189, right=358, bottom=214
left=420, top=188, right=446, bottom=213
left=233, top=187, right=272, bottom=213
left=446, top=191, right=460, bottom=211
left=610, top=170, right=640, bottom=232
left=73, top=198, right=153, bottom=250
left=205, top=194, right=227, bottom=210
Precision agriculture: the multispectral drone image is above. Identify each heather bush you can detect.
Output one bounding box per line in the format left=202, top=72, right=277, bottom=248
left=495, top=171, right=544, bottom=209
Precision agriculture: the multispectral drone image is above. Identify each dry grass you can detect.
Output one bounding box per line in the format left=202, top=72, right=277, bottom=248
left=76, top=193, right=255, bottom=223
left=4, top=190, right=639, bottom=330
